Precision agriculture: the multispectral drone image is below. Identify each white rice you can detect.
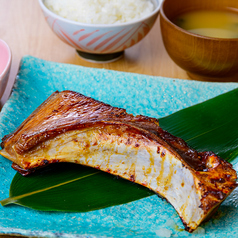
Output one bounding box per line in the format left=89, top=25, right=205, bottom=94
left=44, top=0, right=155, bottom=24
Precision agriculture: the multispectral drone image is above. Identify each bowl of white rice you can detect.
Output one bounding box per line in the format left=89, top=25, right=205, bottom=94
left=38, top=0, right=162, bottom=62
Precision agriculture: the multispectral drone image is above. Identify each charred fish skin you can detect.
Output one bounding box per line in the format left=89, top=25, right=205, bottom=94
left=0, top=90, right=237, bottom=232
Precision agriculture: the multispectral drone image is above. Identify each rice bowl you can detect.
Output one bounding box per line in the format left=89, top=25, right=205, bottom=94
left=38, top=0, right=162, bottom=62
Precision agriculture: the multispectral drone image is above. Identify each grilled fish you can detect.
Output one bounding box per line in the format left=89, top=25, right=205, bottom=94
left=0, top=90, right=237, bottom=232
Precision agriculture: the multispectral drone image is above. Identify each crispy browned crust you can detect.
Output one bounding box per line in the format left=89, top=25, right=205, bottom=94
left=1, top=91, right=161, bottom=153
left=0, top=90, right=237, bottom=232
left=1, top=91, right=209, bottom=171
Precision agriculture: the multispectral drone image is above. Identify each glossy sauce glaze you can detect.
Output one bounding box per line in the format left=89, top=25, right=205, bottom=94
left=1, top=90, right=216, bottom=173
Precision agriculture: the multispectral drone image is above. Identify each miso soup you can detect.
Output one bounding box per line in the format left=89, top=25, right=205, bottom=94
left=173, top=10, right=238, bottom=38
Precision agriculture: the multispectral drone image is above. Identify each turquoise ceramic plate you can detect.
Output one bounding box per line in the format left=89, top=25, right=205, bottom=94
left=0, top=56, right=238, bottom=238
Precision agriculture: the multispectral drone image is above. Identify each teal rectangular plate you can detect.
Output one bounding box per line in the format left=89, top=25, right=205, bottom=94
left=0, top=56, right=238, bottom=238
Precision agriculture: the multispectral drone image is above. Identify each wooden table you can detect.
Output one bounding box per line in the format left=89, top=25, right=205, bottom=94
left=0, top=0, right=207, bottom=237
left=0, top=0, right=192, bottom=108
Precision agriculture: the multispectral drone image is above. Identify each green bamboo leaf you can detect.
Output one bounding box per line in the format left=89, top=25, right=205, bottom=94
left=1, top=163, right=154, bottom=211
left=159, top=87, right=238, bottom=162
left=1, top=87, right=238, bottom=212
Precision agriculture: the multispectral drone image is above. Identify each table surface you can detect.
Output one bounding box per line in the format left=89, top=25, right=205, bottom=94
left=0, top=0, right=229, bottom=237
left=0, top=0, right=193, bottom=108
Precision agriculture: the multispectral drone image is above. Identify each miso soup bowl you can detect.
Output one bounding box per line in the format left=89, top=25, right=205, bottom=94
left=38, top=0, right=162, bottom=63
left=160, top=0, right=238, bottom=81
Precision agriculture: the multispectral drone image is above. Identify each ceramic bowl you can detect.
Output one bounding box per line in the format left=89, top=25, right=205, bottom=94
left=0, top=39, right=11, bottom=100
left=38, top=0, right=162, bottom=63
left=160, top=0, right=238, bottom=81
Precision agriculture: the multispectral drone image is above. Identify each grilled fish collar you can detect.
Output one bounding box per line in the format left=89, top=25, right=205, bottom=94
left=0, top=90, right=237, bottom=232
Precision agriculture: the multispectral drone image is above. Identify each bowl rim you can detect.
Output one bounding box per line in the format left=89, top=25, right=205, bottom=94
left=0, top=39, right=11, bottom=79
left=38, top=0, right=162, bottom=28
left=160, top=0, right=238, bottom=41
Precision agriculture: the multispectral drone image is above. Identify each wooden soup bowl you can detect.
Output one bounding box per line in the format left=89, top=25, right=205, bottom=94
left=160, top=0, right=238, bottom=82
